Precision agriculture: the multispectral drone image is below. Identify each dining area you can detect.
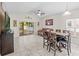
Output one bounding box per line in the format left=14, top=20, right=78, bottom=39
left=1, top=2, right=79, bottom=56
left=38, top=28, right=71, bottom=56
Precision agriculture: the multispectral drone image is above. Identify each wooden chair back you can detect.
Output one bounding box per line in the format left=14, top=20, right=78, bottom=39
left=56, top=29, right=61, bottom=33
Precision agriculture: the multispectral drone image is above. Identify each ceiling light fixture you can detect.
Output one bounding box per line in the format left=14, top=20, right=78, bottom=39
left=34, top=10, right=45, bottom=16
left=63, top=2, right=71, bottom=16
left=64, top=10, right=71, bottom=15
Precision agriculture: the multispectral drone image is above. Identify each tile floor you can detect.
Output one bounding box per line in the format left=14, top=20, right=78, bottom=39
left=5, top=35, right=79, bottom=56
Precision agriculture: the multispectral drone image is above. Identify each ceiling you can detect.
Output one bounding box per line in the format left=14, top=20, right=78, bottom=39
left=3, top=2, right=79, bottom=15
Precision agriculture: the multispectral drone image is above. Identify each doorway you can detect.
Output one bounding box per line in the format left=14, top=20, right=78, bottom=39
left=66, top=19, right=79, bottom=38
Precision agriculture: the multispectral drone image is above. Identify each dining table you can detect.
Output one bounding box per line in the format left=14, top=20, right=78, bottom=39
left=46, top=29, right=71, bottom=52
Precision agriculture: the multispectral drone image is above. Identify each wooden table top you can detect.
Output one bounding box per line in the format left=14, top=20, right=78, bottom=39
left=47, top=30, right=69, bottom=36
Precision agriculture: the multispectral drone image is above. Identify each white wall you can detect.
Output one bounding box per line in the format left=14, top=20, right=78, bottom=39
left=40, top=8, right=79, bottom=38
left=9, top=13, right=40, bottom=38
left=40, top=15, right=66, bottom=30
left=41, top=8, right=79, bottom=30
left=4, top=3, right=79, bottom=38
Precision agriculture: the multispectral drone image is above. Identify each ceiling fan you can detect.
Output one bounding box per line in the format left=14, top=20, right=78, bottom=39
left=34, top=10, right=45, bottom=16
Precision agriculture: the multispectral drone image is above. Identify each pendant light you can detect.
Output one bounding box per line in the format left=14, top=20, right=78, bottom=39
left=63, top=2, right=71, bottom=16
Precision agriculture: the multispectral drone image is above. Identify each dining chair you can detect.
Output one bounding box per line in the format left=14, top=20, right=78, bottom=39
left=56, top=29, right=61, bottom=33
left=48, top=33, right=58, bottom=56
left=42, top=30, right=49, bottom=50
left=66, top=32, right=71, bottom=55
left=50, top=29, right=54, bottom=31
left=38, top=29, right=43, bottom=36
left=63, top=30, right=69, bottom=33
left=58, top=32, right=71, bottom=56
left=63, top=30, right=71, bottom=53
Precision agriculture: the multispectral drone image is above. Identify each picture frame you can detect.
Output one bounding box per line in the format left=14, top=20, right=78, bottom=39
left=45, top=19, right=53, bottom=25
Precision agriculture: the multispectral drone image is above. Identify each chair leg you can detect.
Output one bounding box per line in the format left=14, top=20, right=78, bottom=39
left=47, top=40, right=49, bottom=50
left=67, top=42, right=70, bottom=56
left=68, top=34, right=71, bottom=54
left=43, top=39, right=45, bottom=48
left=69, top=38, right=71, bottom=53
left=54, top=42, right=57, bottom=56
left=67, top=48, right=70, bottom=56
left=70, top=44, right=71, bottom=53
left=48, top=43, right=51, bottom=52
left=68, top=41, right=71, bottom=53
left=54, top=49, right=56, bottom=56
left=47, top=44, right=48, bottom=50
